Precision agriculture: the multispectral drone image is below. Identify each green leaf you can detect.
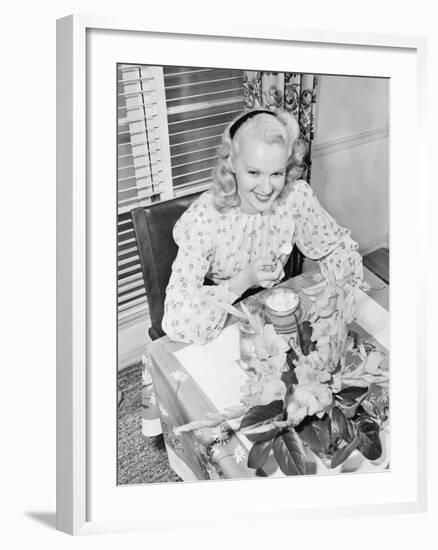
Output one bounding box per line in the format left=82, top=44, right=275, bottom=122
left=297, top=414, right=331, bottom=452
left=361, top=399, right=380, bottom=420
left=239, top=400, right=284, bottom=429
left=338, top=390, right=368, bottom=418
left=335, top=388, right=370, bottom=419
left=330, top=437, right=360, bottom=468
left=282, top=361, right=298, bottom=389
left=240, top=423, right=281, bottom=443
left=295, top=320, right=314, bottom=356
left=283, top=350, right=298, bottom=406
left=331, top=407, right=355, bottom=444
left=286, top=347, right=298, bottom=371
left=248, top=440, right=273, bottom=470
left=334, top=394, right=356, bottom=408
left=337, top=386, right=369, bottom=402
left=273, top=429, right=307, bottom=475
left=356, top=417, right=382, bottom=460
left=344, top=402, right=364, bottom=419
left=239, top=400, right=284, bottom=442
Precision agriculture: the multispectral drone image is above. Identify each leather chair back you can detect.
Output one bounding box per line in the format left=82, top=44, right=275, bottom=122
left=131, top=193, right=202, bottom=340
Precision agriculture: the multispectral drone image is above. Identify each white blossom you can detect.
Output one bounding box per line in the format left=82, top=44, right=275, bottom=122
left=211, top=425, right=230, bottom=445
left=233, top=444, right=247, bottom=465
left=170, top=370, right=189, bottom=384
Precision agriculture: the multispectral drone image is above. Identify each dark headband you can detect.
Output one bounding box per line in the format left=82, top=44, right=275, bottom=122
left=229, top=109, right=276, bottom=139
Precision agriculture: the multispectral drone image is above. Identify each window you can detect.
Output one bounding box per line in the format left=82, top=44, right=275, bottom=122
left=117, top=65, right=245, bottom=327
left=164, top=67, right=244, bottom=195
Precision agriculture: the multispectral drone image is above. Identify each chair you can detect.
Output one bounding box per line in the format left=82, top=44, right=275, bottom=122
left=131, top=193, right=304, bottom=341
left=287, top=246, right=304, bottom=279
left=131, top=192, right=203, bottom=341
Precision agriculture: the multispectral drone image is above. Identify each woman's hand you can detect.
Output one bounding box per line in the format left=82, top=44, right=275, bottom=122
left=228, top=257, right=285, bottom=297
left=253, top=257, right=285, bottom=288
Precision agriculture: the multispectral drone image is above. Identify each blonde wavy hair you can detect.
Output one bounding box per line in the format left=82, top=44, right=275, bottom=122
left=211, top=108, right=307, bottom=211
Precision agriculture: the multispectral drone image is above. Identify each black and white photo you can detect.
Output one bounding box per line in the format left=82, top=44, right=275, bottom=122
left=116, top=64, right=390, bottom=484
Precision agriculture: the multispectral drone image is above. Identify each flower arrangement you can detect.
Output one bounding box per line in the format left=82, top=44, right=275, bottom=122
left=176, top=273, right=389, bottom=476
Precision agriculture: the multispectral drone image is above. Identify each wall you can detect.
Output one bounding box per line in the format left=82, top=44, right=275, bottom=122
left=311, top=75, right=390, bottom=254
left=118, top=318, right=150, bottom=370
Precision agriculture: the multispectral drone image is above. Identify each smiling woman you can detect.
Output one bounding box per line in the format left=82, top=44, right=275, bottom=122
left=161, top=108, right=363, bottom=345
left=211, top=109, right=303, bottom=213
left=229, top=112, right=294, bottom=214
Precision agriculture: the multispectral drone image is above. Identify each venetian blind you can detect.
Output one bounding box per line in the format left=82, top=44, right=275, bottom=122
left=118, top=65, right=173, bottom=212
left=117, top=64, right=172, bottom=326
left=164, top=66, right=244, bottom=196
left=118, top=65, right=245, bottom=327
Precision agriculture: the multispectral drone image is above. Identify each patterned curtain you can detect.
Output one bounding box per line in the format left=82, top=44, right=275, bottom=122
left=242, top=72, right=318, bottom=183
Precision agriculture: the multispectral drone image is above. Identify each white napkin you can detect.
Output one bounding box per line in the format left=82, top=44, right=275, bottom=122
left=175, top=323, right=246, bottom=412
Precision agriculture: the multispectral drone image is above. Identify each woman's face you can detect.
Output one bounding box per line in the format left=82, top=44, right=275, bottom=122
left=232, top=136, right=289, bottom=215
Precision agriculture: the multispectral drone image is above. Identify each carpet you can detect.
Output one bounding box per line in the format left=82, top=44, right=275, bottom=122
left=117, top=362, right=182, bottom=485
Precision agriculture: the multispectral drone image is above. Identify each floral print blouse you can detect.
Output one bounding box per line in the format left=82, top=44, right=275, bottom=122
left=162, top=179, right=363, bottom=344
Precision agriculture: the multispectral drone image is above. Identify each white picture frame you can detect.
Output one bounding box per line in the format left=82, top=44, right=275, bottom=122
left=56, top=14, right=428, bottom=535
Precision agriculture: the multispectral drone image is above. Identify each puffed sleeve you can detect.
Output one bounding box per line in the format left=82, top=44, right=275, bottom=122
left=289, top=180, right=363, bottom=286
left=162, top=194, right=239, bottom=344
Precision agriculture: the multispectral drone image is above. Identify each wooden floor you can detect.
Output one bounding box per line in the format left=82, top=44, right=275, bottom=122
left=363, top=248, right=389, bottom=284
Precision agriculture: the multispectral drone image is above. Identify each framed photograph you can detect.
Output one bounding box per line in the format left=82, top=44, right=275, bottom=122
left=57, top=15, right=428, bottom=535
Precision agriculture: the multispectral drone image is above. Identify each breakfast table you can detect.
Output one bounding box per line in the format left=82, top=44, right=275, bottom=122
left=147, top=267, right=389, bottom=481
